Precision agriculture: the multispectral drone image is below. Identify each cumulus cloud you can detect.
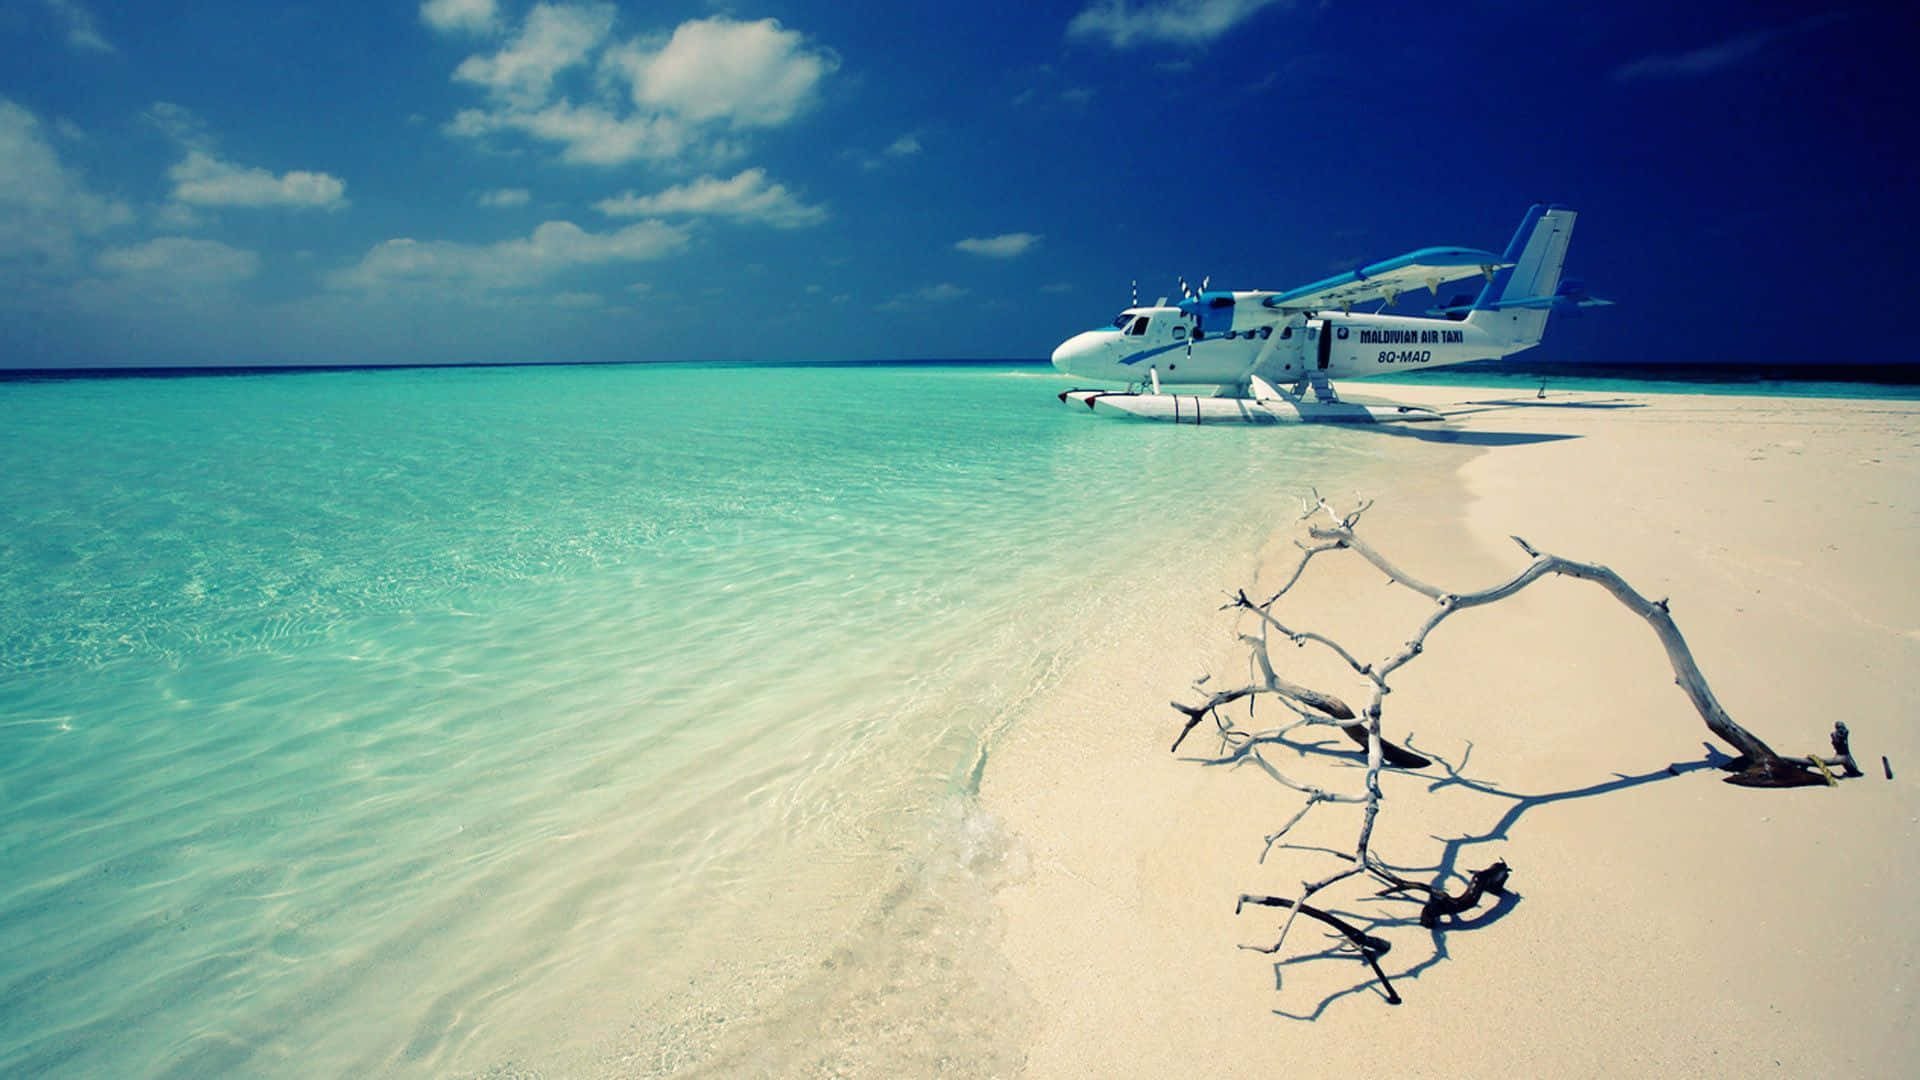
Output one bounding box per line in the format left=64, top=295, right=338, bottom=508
left=96, top=236, right=259, bottom=286
left=449, top=99, right=690, bottom=165
left=42, top=0, right=113, bottom=54
left=445, top=9, right=835, bottom=167
left=1066, top=0, right=1287, bottom=49
left=454, top=2, right=614, bottom=107
left=608, top=17, right=837, bottom=128
left=169, top=150, right=348, bottom=210
left=955, top=232, right=1041, bottom=258
left=328, top=218, right=689, bottom=291
left=477, top=186, right=531, bottom=207
left=594, top=168, right=826, bottom=228
left=0, top=99, right=133, bottom=270
left=1611, top=15, right=1841, bottom=81
left=421, top=0, right=498, bottom=35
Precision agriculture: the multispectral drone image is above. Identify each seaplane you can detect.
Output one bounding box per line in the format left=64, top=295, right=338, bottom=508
left=1051, top=204, right=1609, bottom=423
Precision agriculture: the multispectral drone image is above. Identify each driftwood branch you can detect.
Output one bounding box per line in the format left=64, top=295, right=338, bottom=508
left=1174, top=497, right=1862, bottom=1009
left=1309, top=520, right=1855, bottom=786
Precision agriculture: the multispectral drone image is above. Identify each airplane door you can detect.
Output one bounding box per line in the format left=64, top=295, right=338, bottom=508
left=1310, top=319, right=1331, bottom=370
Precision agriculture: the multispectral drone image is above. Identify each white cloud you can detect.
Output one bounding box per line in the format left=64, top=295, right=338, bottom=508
left=610, top=17, right=837, bottom=128
left=448, top=99, right=690, bottom=165
left=955, top=232, right=1041, bottom=258
left=0, top=99, right=133, bottom=270
left=155, top=202, right=205, bottom=230
left=168, top=150, right=348, bottom=210
left=880, top=283, right=970, bottom=310
left=445, top=12, right=835, bottom=167
left=421, top=0, right=498, bottom=35
left=143, top=101, right=213, bottom=148
left=328, top=218, right=689, bottom=291
left=849, top=133, right=923, bottom=171
left=1066, top=0, right=1287, bottom=49
left=594, top=168, right=826, bottom=228
left=550, top=290, right=603, bottom=308
left=454, top=3, right=616, bottom=108
left=42, top=0, right=113, bottom=54
left=1611, top=16, right=1840, bottom=81
left=477, top=187, right=531, bottom=207
left=96, top=236, right=259, bottom=287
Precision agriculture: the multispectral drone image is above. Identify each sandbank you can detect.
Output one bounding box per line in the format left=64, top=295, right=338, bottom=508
left=982, top=383, right=1920, bottom=1076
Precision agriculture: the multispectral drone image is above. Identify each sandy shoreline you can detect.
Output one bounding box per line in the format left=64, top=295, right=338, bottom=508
left=981, top=384, right=1920, bottom=1076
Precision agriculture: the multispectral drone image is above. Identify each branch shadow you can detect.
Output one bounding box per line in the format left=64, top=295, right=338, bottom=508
left=1180, top=727, right=1379, bottom=770
left=1239, top=738, right=1730, bottom=1021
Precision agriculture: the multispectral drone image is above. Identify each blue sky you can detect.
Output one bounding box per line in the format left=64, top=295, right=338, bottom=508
left=1, top=1, right=1910, bottom=368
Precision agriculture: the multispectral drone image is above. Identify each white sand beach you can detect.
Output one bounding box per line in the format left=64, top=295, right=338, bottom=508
left=982, top=384, right=1920, bottom=1077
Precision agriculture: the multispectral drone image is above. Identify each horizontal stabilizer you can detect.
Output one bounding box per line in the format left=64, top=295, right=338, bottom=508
left=1438, top=272, right=1609, bottom=317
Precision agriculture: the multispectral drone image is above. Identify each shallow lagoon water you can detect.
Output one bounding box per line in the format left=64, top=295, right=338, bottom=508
left=1, top=363, right=1429, bottom=1075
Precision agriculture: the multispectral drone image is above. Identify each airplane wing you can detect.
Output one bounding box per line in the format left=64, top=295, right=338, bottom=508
left=1425, top=278, right=1614, bottom=317
left=1252, top=246, right=1508, bottom=314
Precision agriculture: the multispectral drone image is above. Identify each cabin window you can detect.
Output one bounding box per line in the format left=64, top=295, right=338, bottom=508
left=1280, top=326, right=1293, bottom=340
left=1172, top=325, right=1186, bottom=340
left=1259, top=326, right=1273, bottom=340
left=1127, top=316, right=1149, bottom=336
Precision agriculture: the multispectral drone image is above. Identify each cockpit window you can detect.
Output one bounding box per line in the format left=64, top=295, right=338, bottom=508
left=1127, top=316, right=1149, bottom=336
left=1112, top=313, right=1133, bottom=329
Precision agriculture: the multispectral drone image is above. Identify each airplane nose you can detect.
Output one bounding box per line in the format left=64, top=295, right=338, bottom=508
left=1051, top=332, right=1093, bottom=374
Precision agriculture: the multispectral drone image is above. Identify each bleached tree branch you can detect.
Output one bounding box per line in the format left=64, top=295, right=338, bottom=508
left=1172, top=498, right=1863, bottom=1008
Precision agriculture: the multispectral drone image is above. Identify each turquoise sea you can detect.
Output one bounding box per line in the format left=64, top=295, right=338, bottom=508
left=1, top=362, right=1444, bottom=1076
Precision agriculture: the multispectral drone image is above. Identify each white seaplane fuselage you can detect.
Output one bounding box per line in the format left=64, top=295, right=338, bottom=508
left=1051, top=304, right=1516, bottom=388
left=1048, top=205, right=1604, bottom=424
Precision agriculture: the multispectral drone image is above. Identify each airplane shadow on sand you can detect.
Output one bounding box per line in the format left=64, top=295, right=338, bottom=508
left=1358, top=426, right=1580, bottom=448
left=1458, top=398, right=1647, bottom=410
left=1344, top=396, right=1648, bottom=446
left=1181, top=727, right=1732, bottom=1020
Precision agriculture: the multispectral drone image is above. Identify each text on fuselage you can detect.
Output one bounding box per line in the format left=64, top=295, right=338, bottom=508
left=1356, top=328, right=1464, bottom=344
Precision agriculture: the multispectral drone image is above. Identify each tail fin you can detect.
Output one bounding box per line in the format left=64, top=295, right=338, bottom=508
left=1467, top=204, right=1579, bottom=350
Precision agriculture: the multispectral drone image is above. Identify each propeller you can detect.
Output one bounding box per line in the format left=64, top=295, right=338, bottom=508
left=1181, top=274, right=1212, bottom=368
